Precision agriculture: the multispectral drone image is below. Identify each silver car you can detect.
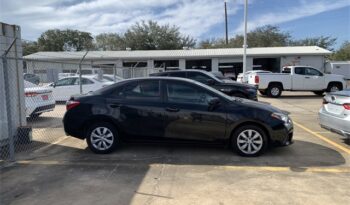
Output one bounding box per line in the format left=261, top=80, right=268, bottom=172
left=319, top=89, right=350, bottom=137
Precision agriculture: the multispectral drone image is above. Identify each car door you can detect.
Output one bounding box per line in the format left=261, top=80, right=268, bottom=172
left=292, top=67, right=305, bottom=90
left=106, top=79, right=165, bottom=140
left=304, top=67, right=325, bottom=90
left=162, top=80, right=227, bottom=141
left=53, top=77, right=78, bottom=101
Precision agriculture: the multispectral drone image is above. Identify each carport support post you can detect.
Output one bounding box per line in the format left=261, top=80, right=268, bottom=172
left=1, top=38, right=17, bottom=162
left=78, top=51, right=89, bottom=94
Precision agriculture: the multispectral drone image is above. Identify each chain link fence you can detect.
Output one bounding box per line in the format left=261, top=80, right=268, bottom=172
left=0, top=55, right=162, bottom=164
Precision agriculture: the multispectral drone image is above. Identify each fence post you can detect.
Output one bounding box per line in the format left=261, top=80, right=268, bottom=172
left=2, top=55, right=15, bottom=162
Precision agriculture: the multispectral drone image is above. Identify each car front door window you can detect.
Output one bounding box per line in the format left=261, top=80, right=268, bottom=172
left=55, top=78, right=76, bottom=86
left=187, top=72, right=212, bottom=84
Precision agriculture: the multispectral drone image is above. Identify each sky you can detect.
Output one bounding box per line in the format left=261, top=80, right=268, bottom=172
left=0, top=0, right=349, bottom=48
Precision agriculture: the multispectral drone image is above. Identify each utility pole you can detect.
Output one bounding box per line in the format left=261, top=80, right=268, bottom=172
left=242, top=0, right=248, bottom=74
left=224, top=0, right=229, bottom=45
left=79, top=51, right=89, bottom=94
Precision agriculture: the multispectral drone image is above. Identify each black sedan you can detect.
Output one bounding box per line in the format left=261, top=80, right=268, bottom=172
left=63, top=77, right=293, bottom=157
left=150, top=70, right=258, bottom=100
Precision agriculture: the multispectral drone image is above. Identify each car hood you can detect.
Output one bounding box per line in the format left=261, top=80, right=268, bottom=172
left=233, top=98, right=286, bottom=114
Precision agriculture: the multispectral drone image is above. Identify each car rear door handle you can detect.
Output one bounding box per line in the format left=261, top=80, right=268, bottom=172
left=110, top=103, right=121, bottom=108
left=305, top=76, right=310, bottom=79
left=165, top=107, right=179, bottom=112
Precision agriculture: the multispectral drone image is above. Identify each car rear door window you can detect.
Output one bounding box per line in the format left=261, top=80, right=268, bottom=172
left=166, top=82, right=214, bottom=105
left=123, top=80, right=160, bottom=101
left=75, top=78, right=94, bottom=85
left=294, top=67, right=305, bottom=75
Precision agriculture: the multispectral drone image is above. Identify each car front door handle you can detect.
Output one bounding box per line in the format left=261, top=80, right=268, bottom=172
left=305, top=76, right=310, bottom=79
left=165, top=107, right=179, bottom=112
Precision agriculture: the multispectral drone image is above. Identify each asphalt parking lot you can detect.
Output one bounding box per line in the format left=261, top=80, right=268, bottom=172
left=1, top=92, right=350, bottom=205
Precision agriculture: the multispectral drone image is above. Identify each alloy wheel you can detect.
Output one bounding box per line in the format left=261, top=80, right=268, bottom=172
left=237, top=129, right=263, bottom=155
left=90, top=127, right=114, bottom=151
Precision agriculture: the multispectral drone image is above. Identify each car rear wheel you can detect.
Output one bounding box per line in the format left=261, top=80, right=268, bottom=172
left=327, top=83, right=342, bottom=93
left=267, top=84, right=282, bottom=98
left=86, top=122, right=119, bottom=154
left=231, top=125, right=267, bottom=157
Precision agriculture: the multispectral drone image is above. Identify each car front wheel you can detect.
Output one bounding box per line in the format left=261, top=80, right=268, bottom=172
left=86, top=122, right=119, bottom=154
left=231, top=125, right=267, bottom=157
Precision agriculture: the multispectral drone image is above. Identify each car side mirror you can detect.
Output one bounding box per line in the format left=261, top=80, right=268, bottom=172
left=208, top=97, right=220, bottom=111
left=51, top=83, right=56, bottom=88
left=206, top=79, right=215, bottom=85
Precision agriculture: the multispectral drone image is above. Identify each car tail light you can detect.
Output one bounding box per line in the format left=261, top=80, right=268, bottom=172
left=66, top=100, right=80, bottom=111
left=25, top=92, right=38, bottom=97
left=343, top=103, right=350, bottom=110
left=254, top=76, right=259, bottom=84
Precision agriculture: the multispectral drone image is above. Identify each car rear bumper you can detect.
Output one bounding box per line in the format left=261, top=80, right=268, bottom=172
left=319, top=110, right=350, bottom=137
left=26, top=103, right=55, bottom=116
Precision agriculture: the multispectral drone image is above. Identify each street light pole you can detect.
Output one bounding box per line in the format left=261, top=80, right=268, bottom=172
left=242, top=0, right=248, bottom=74
left=224, top=0, right=229, bottom=45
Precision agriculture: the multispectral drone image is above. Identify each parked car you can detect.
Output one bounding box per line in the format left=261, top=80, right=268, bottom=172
left=250, top=66, right=347, bottom=97
left=48, top=75, right=114, bottom=101
left=150, top=70, right=258, bottom=101
left=24, top=80, right=55, bottom=118
left=237, top=70, right=272, bottom=83
left=319, top=89, right=350, bottom=137
left=63, top=77, right=294, bottom=157
left=23, top=73, right=40, bottom=85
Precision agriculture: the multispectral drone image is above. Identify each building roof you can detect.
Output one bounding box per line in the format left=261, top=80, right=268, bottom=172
left=24, top=46, right=331, bottom=61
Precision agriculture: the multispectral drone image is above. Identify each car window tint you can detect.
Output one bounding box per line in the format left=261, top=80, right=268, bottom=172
left=166, top=82, right=214, bottom=105
left=124, top=80, right=160, bottom=100
left=169, top=72, right=186, bottom=77
left=187, top=72, right=211, bottom=84
left=305, top=68, right=322, bottom=76
left=294, top=67, right=305, bottom=75
left=55, top=78, right=76, bottom=86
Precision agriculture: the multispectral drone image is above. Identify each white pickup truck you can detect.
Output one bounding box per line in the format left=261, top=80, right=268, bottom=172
left=250, top=66, right=347, bottom=98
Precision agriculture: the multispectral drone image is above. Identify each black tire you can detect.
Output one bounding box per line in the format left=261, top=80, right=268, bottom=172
left=327, top=83, right=342, bottom=93
left=259, top=90, right=267, bottom=96
left=313, top=91, right=324, bottom=96
left=267, top=84, right=282, bottom=98
left=231, top=125, right=268, bottom=157
left=86, top=122, right=119, bottom=154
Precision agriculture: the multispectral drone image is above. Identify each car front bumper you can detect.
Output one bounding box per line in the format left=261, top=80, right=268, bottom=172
left=319, top=109, right=350, bottom=137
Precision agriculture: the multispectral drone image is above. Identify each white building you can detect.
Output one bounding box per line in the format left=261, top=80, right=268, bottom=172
left=24, top=46, right=331, bottom=82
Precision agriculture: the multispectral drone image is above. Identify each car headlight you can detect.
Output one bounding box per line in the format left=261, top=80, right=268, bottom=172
left=271, top=112, right=291, bottom=125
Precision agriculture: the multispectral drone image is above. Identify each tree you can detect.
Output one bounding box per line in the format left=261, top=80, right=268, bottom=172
left=95, top=33, right=126, bottom=51
left=37, top=29, right=94, bottom=51
left=22, top=40, right=39, bottom=56
left=124, top=21, right=196, bottom=50
left=199, top=25, right=290, bottom=48
left=290, top=36, right=337, bottom=51
left=331, top=41, right=350, bottom=61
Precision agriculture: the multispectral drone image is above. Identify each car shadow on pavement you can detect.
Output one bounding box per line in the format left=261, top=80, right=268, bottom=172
left=260, top=95, right=324, bottom=99
left=0, top=139, right=346, bottom=205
